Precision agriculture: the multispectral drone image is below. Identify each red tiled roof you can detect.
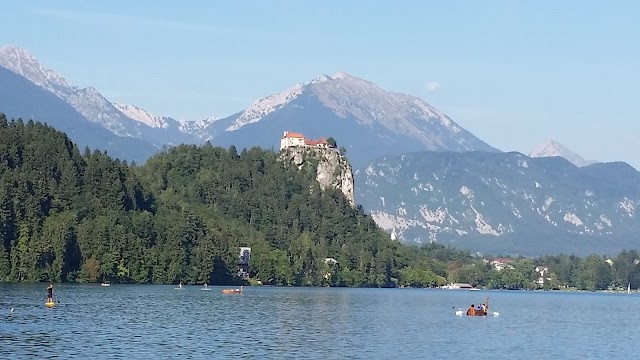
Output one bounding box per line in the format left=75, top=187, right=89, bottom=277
left=283, top=131, right=304, bottom=139
left=304, top=138, right=328, bottom=146
left=492, top=258, right=513, bottom=263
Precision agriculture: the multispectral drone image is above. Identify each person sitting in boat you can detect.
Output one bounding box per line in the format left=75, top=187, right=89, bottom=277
left=476, top=304, right=483, bottom=311
left=47, top=284, right=53, bottom=303
left=466, top=304, right=475, bottom=316
left=481, top=303, right=487, bottom=312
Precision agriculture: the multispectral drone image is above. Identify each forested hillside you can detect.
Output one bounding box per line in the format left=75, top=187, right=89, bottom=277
left=0, top=114, right=459, bottom=286
left=1, top=114, right=639, bottom=291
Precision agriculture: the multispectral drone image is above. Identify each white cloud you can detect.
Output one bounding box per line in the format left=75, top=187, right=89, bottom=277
left=425, top=81, right=441, bottom=92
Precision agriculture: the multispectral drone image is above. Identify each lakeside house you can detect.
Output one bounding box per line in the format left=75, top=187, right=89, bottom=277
left=323, top=258, right=338, bottom=281
left=490, top=258, right=513, bottom=271
left=280, top=131, right=331, bottom=151
left=535, top=265, right=550, bottom=287
left=443, top=283, right=474, bottom=290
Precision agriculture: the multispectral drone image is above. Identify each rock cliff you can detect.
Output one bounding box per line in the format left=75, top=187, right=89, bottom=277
left=279, top=147, right=355, bottom=207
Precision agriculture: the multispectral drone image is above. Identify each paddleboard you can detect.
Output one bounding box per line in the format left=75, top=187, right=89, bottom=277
left=201, top=288, right=211, bottom=291
left=45, top=302, right=55, bottom=308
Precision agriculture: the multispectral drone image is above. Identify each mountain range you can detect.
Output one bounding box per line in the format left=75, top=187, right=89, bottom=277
left=0, top=66, right=157, bottom=162
left=0, top=45, right=597, bottom=169
left=355, top=151, right=640, bottom=256
left=0, top=45, right=497, bottom=167
left=204, top=72, right=498, bottom=166
left=2, top=44, right=637, bottom=255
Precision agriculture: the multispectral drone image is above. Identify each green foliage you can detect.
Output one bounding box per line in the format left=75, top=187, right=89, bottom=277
left=0, top=115, right=420, bottom=286
left=2, top=113, right=639, bottom=290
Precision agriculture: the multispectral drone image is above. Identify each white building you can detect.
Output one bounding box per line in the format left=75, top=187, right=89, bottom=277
left=490, top=258, right=514, bottom=272
left=535, top=266, right=549, bottom=287
left=280, top=131, right=306, bottom=150
left=280, top=131, right=331, bottom=151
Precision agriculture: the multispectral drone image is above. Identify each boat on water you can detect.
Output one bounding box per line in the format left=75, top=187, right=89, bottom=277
left=175, top=282, right=183, bottom=290
left=463, top=296, right=490, bottom=316
left=101, top=282, right=110, bottom=287
left=222, top=286, right=243, bottom=294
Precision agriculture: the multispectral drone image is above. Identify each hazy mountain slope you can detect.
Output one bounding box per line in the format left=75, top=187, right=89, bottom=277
left=355, top=151, right=640, bottom=256
left=0, top=45, right=212, bottom=149
left=0, top=66, right=157, bottom=163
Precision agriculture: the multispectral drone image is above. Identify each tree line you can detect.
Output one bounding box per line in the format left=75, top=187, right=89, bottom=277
left=0, top=114, right=638, bottom=289
left=444, top=251, right=640, bottom=291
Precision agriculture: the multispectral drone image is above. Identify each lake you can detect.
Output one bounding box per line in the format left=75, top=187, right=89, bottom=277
left=1, top=284, right=638, bottom=359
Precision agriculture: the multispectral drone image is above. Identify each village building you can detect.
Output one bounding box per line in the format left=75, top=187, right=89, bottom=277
left=490, top=258, right=514, bottom=271
left=535, top=265, right=550, bottom=287
left=237, top=247, right=251, bottom=280
left=443, top=283, right=474, bottom=290
left=280, top=131, right=332, bottom=151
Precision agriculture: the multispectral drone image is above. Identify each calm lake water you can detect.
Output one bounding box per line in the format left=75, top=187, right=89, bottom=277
left=1, top=284, right=638, bottom=359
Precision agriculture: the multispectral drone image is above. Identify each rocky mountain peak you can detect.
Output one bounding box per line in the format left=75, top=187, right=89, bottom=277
left=0, top=45, right=70, bottom=90
left=529, top=139, right=597, bottom=167
left=113, top=103, right=169, bottom=129
left=207, top=71, right=498, bottom=167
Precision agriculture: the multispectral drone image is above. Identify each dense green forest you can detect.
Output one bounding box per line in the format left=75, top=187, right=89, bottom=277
left=1, top=114, right=639, bottom=290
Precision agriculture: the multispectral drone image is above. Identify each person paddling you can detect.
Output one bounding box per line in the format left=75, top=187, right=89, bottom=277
left=47, top=284, right=54, bottom=303
left=466, top=304, right=475, bottom=316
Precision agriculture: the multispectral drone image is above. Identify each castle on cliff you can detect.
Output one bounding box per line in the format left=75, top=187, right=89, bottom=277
left=280, top=131, right=332, bottom=151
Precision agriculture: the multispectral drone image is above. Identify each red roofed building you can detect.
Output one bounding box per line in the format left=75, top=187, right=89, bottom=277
left=280, top=131, right=306, bottom=149
left=280, top=131, right=331, bottom=150
left=304, top=138, right=329, bottom=148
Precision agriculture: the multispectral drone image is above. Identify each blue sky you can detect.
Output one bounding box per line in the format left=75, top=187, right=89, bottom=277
left=1, top=1, right=639, bottom=168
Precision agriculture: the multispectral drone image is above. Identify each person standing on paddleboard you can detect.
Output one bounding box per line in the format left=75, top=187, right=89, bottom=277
left=47, top=284, right=53, bottom=303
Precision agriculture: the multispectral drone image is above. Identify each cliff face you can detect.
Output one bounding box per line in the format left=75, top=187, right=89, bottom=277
left=279, top=146, right=355, bottom=207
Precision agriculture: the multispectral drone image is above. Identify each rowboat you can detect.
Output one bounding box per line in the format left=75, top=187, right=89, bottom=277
left=222, top=285, right=243, bottom=294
